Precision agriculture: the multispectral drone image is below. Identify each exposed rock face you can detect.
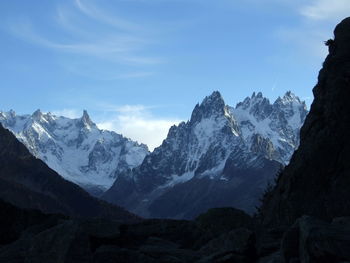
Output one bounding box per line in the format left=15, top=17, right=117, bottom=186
left=103, top=91, right=306, bottom=219
left=0, top=124, right=139, bottom=222
left=260, top=17, right=350, bottom=227
left=0, top=110, right=149, bottom=196
left=233, top=91, right=307, bottom=164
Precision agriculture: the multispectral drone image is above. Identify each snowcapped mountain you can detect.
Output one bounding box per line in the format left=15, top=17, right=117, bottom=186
left=232, top=91, right=308, bottom=164
left=103, top=91, right=308, bottom=219
left=0, top=110, right=149, bottom=195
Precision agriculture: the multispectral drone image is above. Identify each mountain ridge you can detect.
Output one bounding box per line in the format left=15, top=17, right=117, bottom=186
left=103, top=90, right=307, bottom=219
left=0, top=90, right=307, bottom=211
left=0, top=110, right=149, bottom=196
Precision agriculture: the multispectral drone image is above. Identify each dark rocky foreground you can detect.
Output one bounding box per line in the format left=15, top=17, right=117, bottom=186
left=2, top=202, right=350, bottom=263
left=1, top=16, right=350, bottom=263
left=0, top=204, right=256, bottom=263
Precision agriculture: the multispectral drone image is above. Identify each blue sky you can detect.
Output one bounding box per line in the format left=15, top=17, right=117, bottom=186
left=0, top=0, right=349, bottom=150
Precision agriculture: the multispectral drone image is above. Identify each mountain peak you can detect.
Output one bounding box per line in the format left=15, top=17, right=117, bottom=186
left=0, top=110, right=16, bottom=119
left=9, top=109, right=16, bottom=117
left=252, top=91, right=263, bottom=99
left=0, top=109, right=149, bottom=193
left=81, top=110, right=96, bottom=128
left=282, top=91, right=299, bottom=102
left=190, top=91, right=226, bottom=122
left=82, top=109, right=90, bottom=120
left=200, top=91, right=225, bottom=109
left=235, top=92, right=270, bottom=112
left=206, top=90, right=223, bottom=100
left=32, top=109, right=43, bottom=120
left=274, top=91, right=303, bottom=106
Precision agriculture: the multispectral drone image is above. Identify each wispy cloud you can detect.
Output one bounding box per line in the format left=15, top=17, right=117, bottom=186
left=57, top=57, right=155, bottom=80
left=97, top=105, right=182, bottom=151
left=300, top=0, right=350, bottom=21
left=271, top=77, right=278, bottom=92
left=273, top=0, right=347, bottom=61
left=114, top=71, right=155, bottom=79
left=6, top=0, right=164, bottom=79
left=9, top=21, right=135, bottom=56
left=74, top=0, right=141, bottom=31
left=276, top=26, right=329, bottom=59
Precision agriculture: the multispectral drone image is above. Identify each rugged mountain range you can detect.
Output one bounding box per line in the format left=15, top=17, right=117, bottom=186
left=0, top=124, right=139, bottom=222
left=0, top=91, right=307, bottom=219
left=0, top=110, right=149, bottom=196
left=232, top=91, right=307, bottom=164
left=103, top=91, right=307, bottom=219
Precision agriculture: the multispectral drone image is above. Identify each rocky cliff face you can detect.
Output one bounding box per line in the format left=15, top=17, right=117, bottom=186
left=103, top=91, right=307, bottom=219
left=232, top=91, right=307, bottom=164
left=0, top=110, right=149, bottom=196
left=260, top=17, right=350, bottom=227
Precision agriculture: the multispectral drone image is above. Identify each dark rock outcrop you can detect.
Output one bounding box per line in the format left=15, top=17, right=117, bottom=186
left=260, top=17, right=350, bottom=227
left=195, top=207, right=254, bottom=235
left=281, top=216, right=350, bottom=263
left=0, top=199, right=66, bottom=247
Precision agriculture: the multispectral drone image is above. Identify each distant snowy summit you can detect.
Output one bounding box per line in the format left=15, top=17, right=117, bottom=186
left=232, top=91, right=308, bottom=164
left=0, top=110, right=149, bottom=196
left=103, top=91, right=308, bottom=218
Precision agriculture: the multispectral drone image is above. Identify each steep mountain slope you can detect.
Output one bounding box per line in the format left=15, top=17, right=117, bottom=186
left=260, top=17, right=350, bottom=227
left=0, top=110, right=149, bottom=195
left=0, top=124, right=139, bottom=222
left=103, top=91, right=307, bottom=219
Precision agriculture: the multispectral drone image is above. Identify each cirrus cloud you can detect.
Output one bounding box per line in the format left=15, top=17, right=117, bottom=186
left=6, top=0, right=164, bottom=80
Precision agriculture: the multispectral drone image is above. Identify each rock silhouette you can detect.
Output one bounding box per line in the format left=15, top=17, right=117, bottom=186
left=260, top=17, right=350, bottom=227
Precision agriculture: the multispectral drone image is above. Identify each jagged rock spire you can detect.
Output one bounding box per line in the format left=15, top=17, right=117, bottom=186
left=190, top=91, right=226, bottom=122
left=81, top=110, right=96, bottom=128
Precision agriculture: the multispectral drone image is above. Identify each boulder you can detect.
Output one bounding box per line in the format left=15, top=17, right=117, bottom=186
left=281, top=216, right=350, bottom=263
